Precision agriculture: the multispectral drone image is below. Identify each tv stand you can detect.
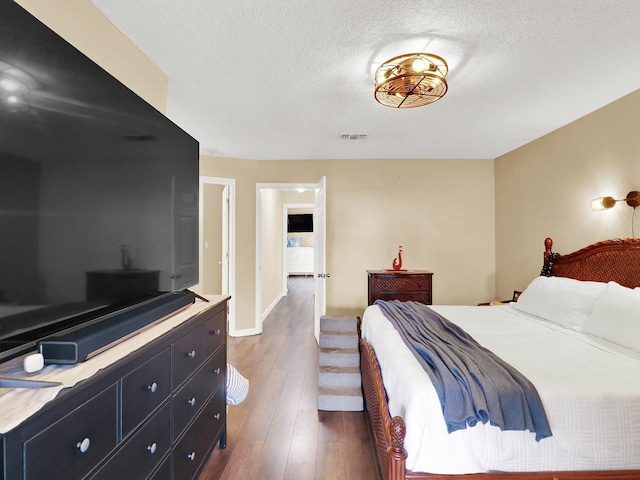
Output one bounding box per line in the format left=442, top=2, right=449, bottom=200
left=0, top=295, right=229, bottom=480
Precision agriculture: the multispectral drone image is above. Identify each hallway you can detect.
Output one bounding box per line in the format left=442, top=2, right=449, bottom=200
left=197, top=276, right=379, bottom=479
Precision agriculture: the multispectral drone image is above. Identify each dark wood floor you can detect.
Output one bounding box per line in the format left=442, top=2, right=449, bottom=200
left=197, top=276, right=379, bottom=480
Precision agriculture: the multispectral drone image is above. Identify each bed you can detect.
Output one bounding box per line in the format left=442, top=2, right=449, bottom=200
left=359, top=237, right=640, bottom=480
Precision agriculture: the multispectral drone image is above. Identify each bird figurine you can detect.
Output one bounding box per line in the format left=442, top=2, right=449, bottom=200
left=392, top=245, right=403, bottom=271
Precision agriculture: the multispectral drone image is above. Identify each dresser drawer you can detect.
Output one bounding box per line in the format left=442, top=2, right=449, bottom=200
left=121, top=347, right=171, bottom=437
left=371, top=275, right=429, bottom=293
left=173, top=385, right=226, bottom=480
left=173, top=348, right=225, bottom=441
left=172, top=325, right=204, bottom=389
left=374, top=290, right=431, bottom=304
left=91, top=402, right=170, bottom=480
left=204, top=307, right=226, bottom=357
left=24, top=384, right=117, bottom=480
left=207, top=346, right=226, bottom=392
left=148, top=455, right=171, bottom=480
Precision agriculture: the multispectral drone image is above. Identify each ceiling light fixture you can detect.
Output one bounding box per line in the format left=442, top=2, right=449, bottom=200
left=590, top=190, right=640, bottom=211
left=374, top=53, right=448, bottom=108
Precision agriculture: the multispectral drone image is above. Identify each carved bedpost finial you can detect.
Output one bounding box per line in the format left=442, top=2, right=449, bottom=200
left=389, top=416, right=407, bottom=452
left=388, top=416, right=407, bottom=478
left=541, top=237, right=558, bottom=277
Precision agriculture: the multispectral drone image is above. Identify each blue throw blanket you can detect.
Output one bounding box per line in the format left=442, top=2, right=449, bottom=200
left=375, top=300, right=552, bottom=441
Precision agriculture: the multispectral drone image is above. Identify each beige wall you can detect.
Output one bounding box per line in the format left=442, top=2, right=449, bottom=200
left=319, top=159, right=496, bottom=311
left=16, top=0, right=167, bottom=113
left=495, top=89, right=640, bottom=299
left=261, top=189, right=285, bottom=314
left=200, top=157, right=258, bottom=331
left=202, top=157, right=497, bottom=332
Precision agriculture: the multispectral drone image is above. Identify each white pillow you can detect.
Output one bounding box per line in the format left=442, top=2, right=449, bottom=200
left=583, top=281, right=640, bottom=352
left=510, top=276, right=606, bottom=328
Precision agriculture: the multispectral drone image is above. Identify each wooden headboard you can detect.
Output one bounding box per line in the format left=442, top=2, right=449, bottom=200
left=542, top=237, right=640, bottom=288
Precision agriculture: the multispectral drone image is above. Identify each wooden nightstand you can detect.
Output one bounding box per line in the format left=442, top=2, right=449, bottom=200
left=367, top=270, right=433, bottom=305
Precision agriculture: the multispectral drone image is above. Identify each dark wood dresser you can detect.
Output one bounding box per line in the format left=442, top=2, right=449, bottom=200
left=0, top=296, right=229, bottom=480
left=367, top=270, right=433, bottom=305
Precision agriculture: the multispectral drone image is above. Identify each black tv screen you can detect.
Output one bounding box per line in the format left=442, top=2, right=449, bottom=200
left=288, top=214, right=314, bottom=233
left=0, top=1, right=199, bottom=361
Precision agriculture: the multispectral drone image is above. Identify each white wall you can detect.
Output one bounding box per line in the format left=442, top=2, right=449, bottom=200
left=260, top=189, right=284, bottom=315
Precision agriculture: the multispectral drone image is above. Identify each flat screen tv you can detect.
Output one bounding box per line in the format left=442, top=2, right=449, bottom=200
left=0, top=1, right=199, bottom=362
left=287, top=214, right=314, bottom=233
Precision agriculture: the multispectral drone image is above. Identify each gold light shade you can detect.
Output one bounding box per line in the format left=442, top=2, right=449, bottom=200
left=590, top=191, right=640, bottom=210
left=590, top=196, right=617, bottom=211
left=374, top=53, right=448, bottom=108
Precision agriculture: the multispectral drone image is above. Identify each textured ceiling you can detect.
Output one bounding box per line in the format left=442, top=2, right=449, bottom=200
left=91, top=0, right=640, bottom=160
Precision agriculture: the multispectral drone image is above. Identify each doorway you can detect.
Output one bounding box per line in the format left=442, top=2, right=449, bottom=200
left=199, top=176, right=236, bottom=335
left=283, top=202, right=315, bottom=295
left=255, top=177, right=326, bottom=342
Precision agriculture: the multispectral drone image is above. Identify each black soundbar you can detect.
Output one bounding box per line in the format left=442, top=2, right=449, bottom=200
left=39, top=291, right=196, bottom=364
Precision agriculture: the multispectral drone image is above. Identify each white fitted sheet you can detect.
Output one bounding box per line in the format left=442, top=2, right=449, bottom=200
left=362, top=303, right=640, bottom=474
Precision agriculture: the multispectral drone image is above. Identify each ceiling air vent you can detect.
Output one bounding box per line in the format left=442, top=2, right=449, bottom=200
left=339, top=133, right=368, bottom=140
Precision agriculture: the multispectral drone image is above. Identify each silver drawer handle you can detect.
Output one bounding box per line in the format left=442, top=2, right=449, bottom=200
left=187, top=397, right=196, bottom=406
left=213, top=413, right=221, bottom=420
left=147, top=382, right=158, bottom=393
left=147, top=442, right=157, bottom=454
left=211, top=329, right=221, bottom=335
left=187, top=350, right=196, bottom=359
left=76, top=438, right=90, bottom=453
left=187, top=451, right=196, bottom=461
left=214, top=367, right=221, bottom=375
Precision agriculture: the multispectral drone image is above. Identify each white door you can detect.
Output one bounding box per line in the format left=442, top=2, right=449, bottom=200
left=313, top=176, right=327, bottom=344
left=220, top=185, right=230, bottom=294
left=200, top=176, right=236, bottom=335
left=171, top=177, right=199, bottom=291
left=202, top=183, right=225, bottom=294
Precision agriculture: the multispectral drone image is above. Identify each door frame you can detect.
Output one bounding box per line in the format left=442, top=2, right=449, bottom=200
left=313, top=176, right=327, bottom=344
left=255, top=179, right=326, bottom=334
left=199, top=176, right=237, bottom=336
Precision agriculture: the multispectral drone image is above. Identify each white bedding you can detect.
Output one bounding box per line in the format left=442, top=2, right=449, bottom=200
left=362, top=303, right=640, bottom=474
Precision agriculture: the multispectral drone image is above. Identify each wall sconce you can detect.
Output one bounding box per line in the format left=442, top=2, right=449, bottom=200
left=590, top=191, right=640, bottom=211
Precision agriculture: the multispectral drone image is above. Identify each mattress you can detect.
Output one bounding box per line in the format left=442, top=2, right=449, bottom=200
left=361, top=303, right=640, bottom=474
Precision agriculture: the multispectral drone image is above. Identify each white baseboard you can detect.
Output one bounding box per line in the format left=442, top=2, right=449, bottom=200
left=229, top=326, right=261, bottom=337
left=261, top=291, right=285, bottom=322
